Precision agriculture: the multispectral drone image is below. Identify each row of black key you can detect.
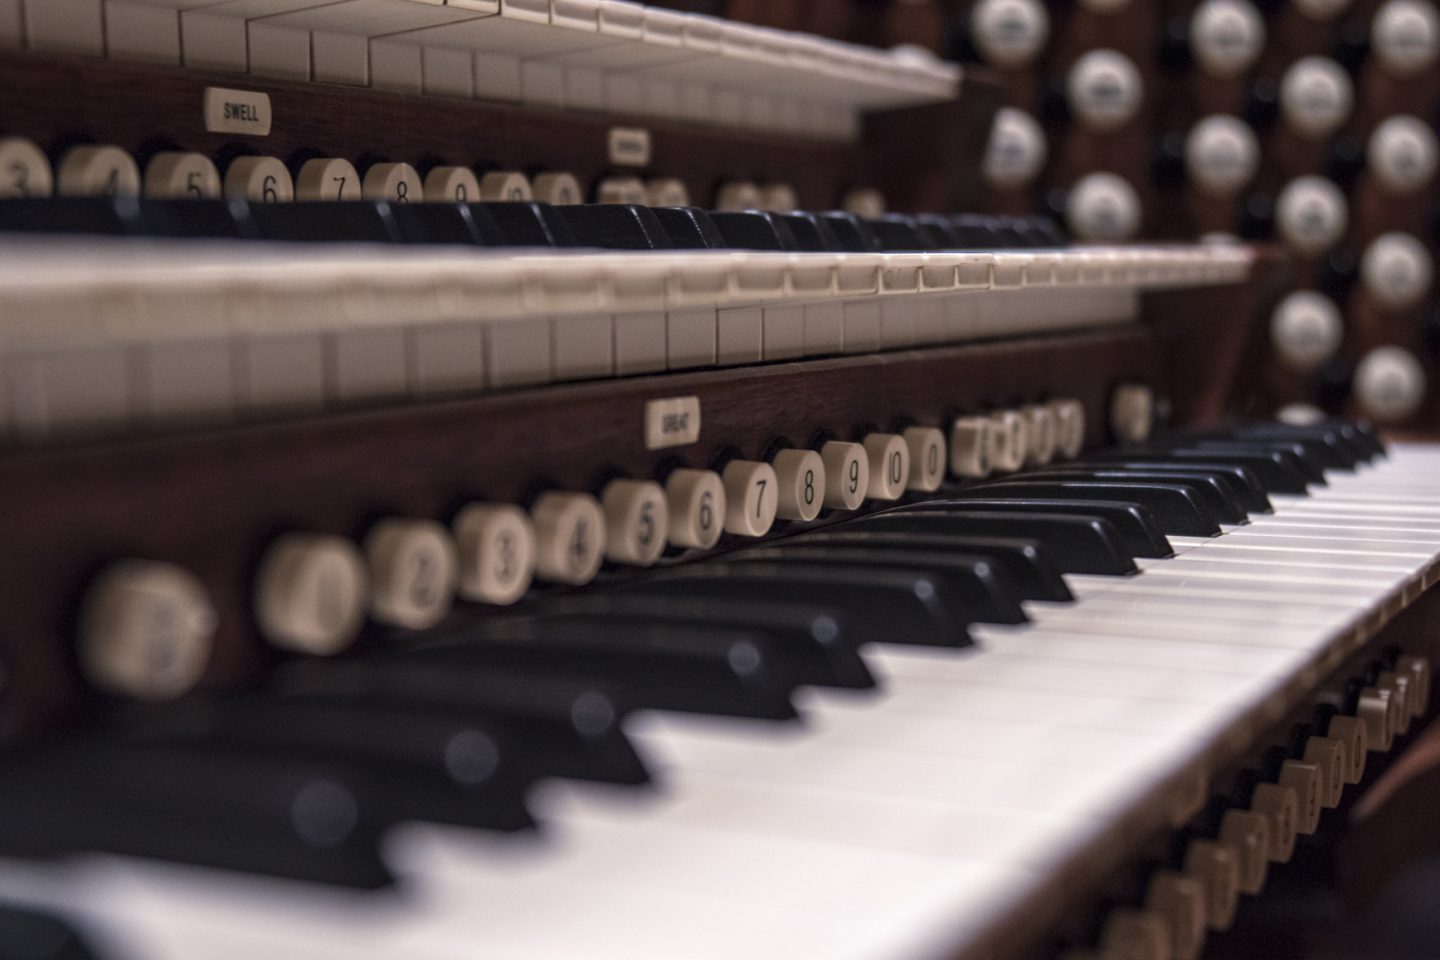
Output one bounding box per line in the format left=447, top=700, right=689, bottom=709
left=0, top=195, right=1063, bottom=253
left=0, top=419, right=1382, bottom=891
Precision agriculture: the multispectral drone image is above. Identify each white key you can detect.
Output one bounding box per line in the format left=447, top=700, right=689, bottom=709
left=223, top=156, right=294, bottom=203
left=759, top=183, right=797, bottom=213
left=819, top=441, right=869, bottom=509
left=721, top=460, right=779, bottom=537
left=970, top=0, right=1049, bottom=67
left=1067, top=172, right=1141, bottom=241
left=362, top=162, right=424, bottom=204
left=983, top=107, right=1047, bottom=188
left=453, top=503, right=536, bottom=606
left=1355, top=346, right=1426, bottom=422
left=862, top=433, right=910, bottom=501
left=363, top=519, right=458, bottom=630
left=57, top=144, right=140, bottom=197
left=601, top=479, right=669, bottom=566
left=987, top=410, right=1029, bottom=472
left=1373, top=0, right=1440, bottom=75
left=1279, top=57, right=1352, bottom=139
left=423, top=166, right=481, bottom=203
left=645, top=178, right=690, bottom=208
left=1270, top=290, right=1342, bottom=371
left=0, top=136, right=53, bottom=198
left=295, top=157, right=361, bottom=202
left=1185, top=114, right=1259, bottom=195
left=1361, top=233, right=1432, bottom=310
left=77, top=560, right=216, bottom=700
left=903, top=427, right=946, bottom=492
left=1051, top=398, right=1086, bottom=458
left=479, top=171, right=533, bottom=202
left=532, top=492, right=606, bottom=585
left=1021, top=405, right=1057, bottom=465
left=595, top=176, right=647, bottom=204
left=1368, top=116, right=1437, bottom=194
left=715, top=181, right=762, bottom=211
left=665, top=469, right=725, bottom=550
left=1066, top=50, right=1143, bottom=131
left=1275, top=176, right=1347, bottom=255
left=253, top=532, right=368, bottom=656
left=532, top=172, right=583, bottom=206
left=950, top=416, right=994, bottom=477
left=771, top=448, right=825, bottom=522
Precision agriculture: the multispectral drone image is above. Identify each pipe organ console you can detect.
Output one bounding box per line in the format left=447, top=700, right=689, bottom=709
left=0, top=2, right=1438, bottom=960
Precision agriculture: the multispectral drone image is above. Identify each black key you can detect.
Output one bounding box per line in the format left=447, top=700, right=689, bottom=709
left=1226, top=424, right=1359, bottom=469
left=0, top=741, right=391, bottom=887
left=0, top=196, right=139, bottom=235
left=913, top=497, right=1173, bottom=558
left=1340, top=419, right=1386, bottom=458
left=651, top=207, right=726, bottom=248
left=1055, top=460, right=1273, bottom=514
left=1126, top=448, right=1310, bottom=495
left=850, top=510, right=1137, bottom=576
left=1026, top=214, right=1067, bottom=246
left=776, top=212, right=843, bottom=251
left=1183, top=439, right=1327, bottom=484
left=707, top=210, right=799, bottom=250
left=390, top=202, right=502, bottom=245
left=473, top=201, right=576, bottom=246
left=137, top=198, right=253, bottom=238
left=273, top=660, right=648, bottom=785
left=790, top=530, right=1074, bottom=602
left=729, top=545, right=1027, bottom=624
left=0, top=903, right=98, bottom=960
left=522, top=595, right=874, bottom=689
left=913, top=213, right=963, bottom=248
left=948, top=213, right=1003, bottom=248
left=553, top=204, right=674, bottom=249
left=621, top=563, right=972, bottom=647
left=866, top=214, right=927, bottom=251
left=248, top=201, right=400, bottom=243
left=414, top=621, right=801, bottom=721
left=967, top=480, right=1221, bottom=536
left=814, top=211, right=882, bottom=251
left=1021, top=468, right=1249, bottom=524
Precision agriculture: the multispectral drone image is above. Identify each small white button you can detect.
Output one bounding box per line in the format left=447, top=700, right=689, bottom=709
left=1373, top=0, right=1440, bottom=75
left=983, top=107, right=1047, bottom=188
left=1185, top=115, right=1260, bottom=195
left=1145, top=870, right=1207, bottom=960
left=453, top=503, right=536, bottom=606
left=949, top=416, right=994, bottom=478
left=862, top=433, right=911, bottom=501
left=595, top=175, right=647, bottom=205
left=971, top=0, right=1050, bottom=67
left=1275, top=176, right=1347, bottom=255
left=842, top=188, right=886, bottom=219
left=1292, top=0, right=1350, bottom=19
left=363, top=519, right=458, bottom=630
left=0, top=137, right=53, bottom=198
left=144, top=152, right=221, bottom=200
left=1303, top=735, right=1347, bottom=807
left=1110, top=383, right=1155, bottom=444
left=1355, top=345, right=1426, bottom=422
left=295, top=158, right=361, bottom=202
left=601, top=479, right=669, bottom=566
left=362, top=162, right=423, bottom=204
left=820, top=441, right=870, bottom=509
left=1066, top=49, right=1143, bottom=132
left=722, top=460, right=779, bottom=537
left=987, top=410, right=1030, bottom=473
left=1022, top=405, right=1058, bottom=465
left=479, top=171, right=533, bottom=202
left=1250, top=782, right=1299, bottom=862
left=531, top=492, right=606, bottom=585
left=1184, top=839, right=1240, bottom=931
left=645, top=177, right=690, bottom=207
left=57, top=145, right=140, bottom=197
left=424, top=166, right=482, bottom=203
left=224, top=156, right=294, bottom=203
left=903, top=427, right=947, bottom=492
left=1050, top=399, right=1087, bottom=459
left=1362, top=232, right=1432, bottom=310
left=1368, top=116, right=1438, bottom=194
left=254, top=533, right=368, bottom=656
left=760, top=183, right=798, bottom=213
left=1279, top=57, right=1353, bottom=140
left=1219, top=808, right=1270, bottom=894
left=771, top=449, right=826, bottom=522
left=1066, top=172, right=1141, bottom=241
left=666, top=469, right=726, bottom=549
left=715, top=180, right=762, bottom=211
left=78, top=560, right=216, bottom=700
left=532, top=171, right=583, bottom=205
left=1191, top=0, right=1266, bottom=78
left=1270, top=290, right=1343, bottom=370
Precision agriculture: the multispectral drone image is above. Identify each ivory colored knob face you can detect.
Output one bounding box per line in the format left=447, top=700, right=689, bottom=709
left=1275, top=176, right=1347, bottom=255
left=902, top=427, right=947, bottom=492
left=645, top=177, right=691, bottom=208
left=983, top=107, right=1047, bottom=189
left=1066, top=172, right=1141, bottom=241
left=1278, top=402, right=1327, bottom=425
left=1378, top=671, right=1413, bottom=734
left=531, top=492, right=607, bottom=585
left=1110, top=383, right=1155, bottom=444
left=1279, top=57, right=1353, bottom=140
left=1358, top=687, right=1395, bottom=751
left=364, top=519, right=458, bottom=630
left=595, top=175, right=647, bottom=205
left=1186, top=115, right=1260, bottom=196
left=1355, top=346, right=1426, bottom=423
left=1219, top=808, right=1270, bottom=894
left=57, top=145, right=141, bottom=198
left=715, top=180, right=762, bottom=211
left=760, top=183, right=798, bottom=213
left=601, top=480, right=669, bottom=566
left=225, top=156, right=294, bottom=203
left=295, top=158, right=361, bottom=202
left=362, top=162, right=423, bottom=204
left=665, top=469, right=726, bottom=549
left=1292, top=0, right=1350, bottom=20
left=820, top=441, right=870, bottom=509
left=950, top=417, right=994, bottom=478
left=1368, top=116, right=1438, bottom=195
left=452, top=503, right=536, bottom=606
left=1397, top=655, right=1431, bottom=717
left=254, top=533, right=369, bottom=656
left=1066, top=50, right=1143, bottom=131
left=144, top=152, right=221, bottom=200
left=1270, top=291, right=1342, bottom=371
left=1100, top=910, right=1171, bottom=960
left=1362, top=233, right=1432, bottom=310
left=532, top=171, right=583, bottom=205
left=1184, top=839, right=1240, bottom=932
left=1250, top=782, right=1299, bottom=862
left=424, top=166, right=481, bottom=203
left=1303, top=735, right=1347, bottom=807
left=1050, top=399, right=1087, bottom=459
left=1022, top=405, right=1058, bottom=465
left=987, top=410, right=1030, bottom=472
left=1373, top=0, right=1440, bottom=75
left=479, top=171, right=533, bottom=202
left=842, top=188, right=886, bottom=219
left=0, top=137, right=53, bottom=198
left=1326, top=714, right=1368, bottom=783
left=721, top=460, right=779, bottom=537
left=78, top=560, right=217, bottom=700
left=1146, top=870, right=1208, bottom=960
left=1191, top=0, right=1266, bottom=78
left=971, top=0, right=1050, bottom=68
left=771, top=449, right=826, bottom=522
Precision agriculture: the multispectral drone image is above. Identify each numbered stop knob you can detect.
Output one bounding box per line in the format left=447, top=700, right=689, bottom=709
left=721, top=460, right=779, bottom=537
left=771, top=449, right=826, bottom=521
left=862, top=433, right=910, bottom=501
